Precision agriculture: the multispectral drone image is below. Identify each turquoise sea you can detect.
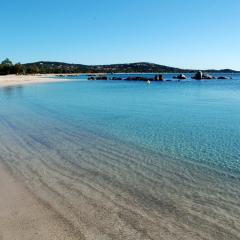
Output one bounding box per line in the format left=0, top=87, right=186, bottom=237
left=0, top=74, right=240, bottom=239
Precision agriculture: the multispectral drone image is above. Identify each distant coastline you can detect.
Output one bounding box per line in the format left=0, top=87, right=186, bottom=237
left=0, top=58, right=237, bottom=86
left=1, top=58, right=239, bottom=76
left=0, top=71, right=237, bottom=88
left=24, top=61, right=239, bottom=74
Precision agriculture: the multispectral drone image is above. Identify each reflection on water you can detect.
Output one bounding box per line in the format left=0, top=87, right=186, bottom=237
left=0, top=85, right=24, bottom=99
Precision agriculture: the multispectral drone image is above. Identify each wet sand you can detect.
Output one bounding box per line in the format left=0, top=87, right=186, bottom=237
left=0, top=109, right=239, bottom=240
left=0, top=163, right=81, bottom=240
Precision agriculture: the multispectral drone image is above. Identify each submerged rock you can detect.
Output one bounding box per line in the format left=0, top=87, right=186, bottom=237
left=218, top=76, right=230, bottom=79
left=111, top=77, right=122, bottom=80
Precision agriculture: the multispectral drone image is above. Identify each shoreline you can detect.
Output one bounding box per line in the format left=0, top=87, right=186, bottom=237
left=0, top=72, right=235, bottom=88
left=0, top=74, right=77, bottom=88
left=0, top=73, right=83, bottom=239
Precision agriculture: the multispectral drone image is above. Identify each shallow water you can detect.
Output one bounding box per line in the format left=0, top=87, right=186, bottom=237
left=0, top=75, right=240, bottom=239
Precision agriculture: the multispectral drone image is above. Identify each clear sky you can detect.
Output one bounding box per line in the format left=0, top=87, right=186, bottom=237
left=1, top=0, right=240, bottom=69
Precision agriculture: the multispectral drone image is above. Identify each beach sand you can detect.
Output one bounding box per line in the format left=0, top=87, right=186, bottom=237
left=0, top=163, right=81, bottom=240
left=0, top=74, right=73, bottom=87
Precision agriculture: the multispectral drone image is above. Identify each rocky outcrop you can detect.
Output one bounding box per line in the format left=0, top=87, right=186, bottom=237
left=192, top=72, right=232, bottom=80
left=173, top=74, right=187, bottom=80
left=192, top=71, right=203, bottom=80
left=203, top=74, right=214, bottom=79
left=192, top=71, right=215, bottom=80
left=126, top=76, right=152, bottom=81
left=154, top=74, right=164, bottom=81
left=125, top=75, right=164, bottom=81
left=96, top=76, right=108, bottom=80
left=88, top=75, right=108, bottom=80
left=89, top=75, right=164, bottom=82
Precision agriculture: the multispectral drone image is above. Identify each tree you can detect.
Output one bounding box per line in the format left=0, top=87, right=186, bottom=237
left=14, top=63, right=25, bottom=74
left=0, top=58, right=26, bottom=75
left=1, top=58, right=13, bottom=66
left=26, top=65, right=40, bottom=74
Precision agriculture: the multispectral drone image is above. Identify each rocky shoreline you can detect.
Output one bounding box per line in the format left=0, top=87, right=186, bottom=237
left=87, top=71, right=232, bottom=82
left=191, top=71, right=231, bottom=80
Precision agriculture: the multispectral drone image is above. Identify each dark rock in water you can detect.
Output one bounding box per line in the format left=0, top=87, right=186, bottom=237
left=126, top=77, right=139, bottom=81
left=192, top=71, right=203, bottom=80
left=217, top=76, right=230, bottom=79
left=88, top=75, right=108, bottom=80
left=202, top=74, right=214, bottom=79
left=126, top=76, right=152, bottom=81
left=154, top=74, right=164, bottom=81
left=192, top=71, right=215, bottom=80
left=96, top=75, right=108, bottom=80
left=113, top=75, right=164, bottom=82
left=173, top=74, right=187, bottom=80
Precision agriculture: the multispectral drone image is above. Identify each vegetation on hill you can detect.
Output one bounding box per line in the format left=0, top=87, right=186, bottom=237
left=0, top=58, right=239, bottom=75
left=0, top=58, right=39, bottom=75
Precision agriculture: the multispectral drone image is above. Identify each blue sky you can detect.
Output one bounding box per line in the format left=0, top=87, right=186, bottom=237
left=1, top=0, right=240, bottom=69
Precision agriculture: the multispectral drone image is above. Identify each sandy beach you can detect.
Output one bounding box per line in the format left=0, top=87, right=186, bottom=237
left=0, top=74, right=74, bottom=87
